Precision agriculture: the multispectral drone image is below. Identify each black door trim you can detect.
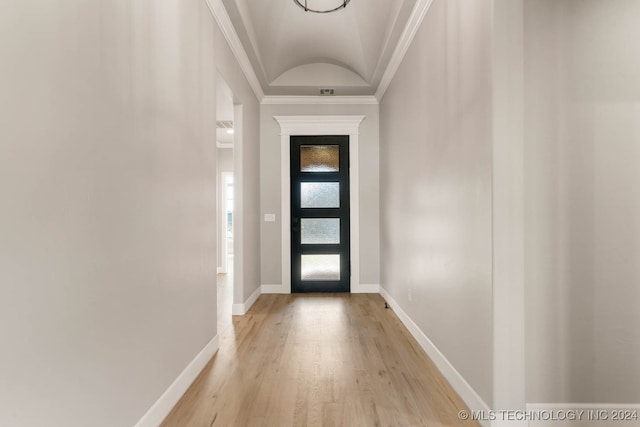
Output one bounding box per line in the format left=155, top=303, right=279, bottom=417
left=290, top=136, right=350, bottom=293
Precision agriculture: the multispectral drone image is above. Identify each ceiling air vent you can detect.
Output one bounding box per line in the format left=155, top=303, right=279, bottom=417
left=319, top=88, right=335, bottom=96
left=216, top=120, right=233, bottom=129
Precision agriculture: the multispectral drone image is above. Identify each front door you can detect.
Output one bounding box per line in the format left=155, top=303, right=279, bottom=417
left=290, top=136, right=350, bottom=293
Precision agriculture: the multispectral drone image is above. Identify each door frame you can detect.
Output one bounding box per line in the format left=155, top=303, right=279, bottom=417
left=274, top=115, right=365, bottom=294
left=291, top=136, right=350, bottom=293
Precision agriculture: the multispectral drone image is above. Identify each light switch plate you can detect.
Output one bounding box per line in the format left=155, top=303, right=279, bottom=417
left=264, top=214, right=276, bottom=222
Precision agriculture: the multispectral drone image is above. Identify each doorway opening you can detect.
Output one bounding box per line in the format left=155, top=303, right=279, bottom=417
left=216, top=74, right=235, bottom=322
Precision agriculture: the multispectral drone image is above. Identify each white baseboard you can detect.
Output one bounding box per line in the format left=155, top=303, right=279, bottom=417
left=135, top=335, right=219, bottom=427
left=379, top=287, right=491, bottom=427
left=351, top=283, right=380, bottom=293
left=232, top=285, right=262, bottom=315
left=524, top=403, right=640, bottom=427
left=261, top=284, right=289, bottom=294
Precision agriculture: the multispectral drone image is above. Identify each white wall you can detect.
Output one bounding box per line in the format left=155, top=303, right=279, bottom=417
left=215, top=29, right=261, bottom=306
left=0, top=1, right=259, bottom=425
left=492, top=0, right=527, bottom=415
left=523, top=0, right=640, bottom=404
left=260, top=103, right=380, bottom=288
left=379, top=0, right=493, bottom=407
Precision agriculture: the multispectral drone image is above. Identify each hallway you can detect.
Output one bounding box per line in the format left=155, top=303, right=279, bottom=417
left=2, top=1, right=639, bottom=425
left=162, top=292, right=476, bottom=427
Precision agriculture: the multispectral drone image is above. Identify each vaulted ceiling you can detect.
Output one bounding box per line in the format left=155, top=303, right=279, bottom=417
left=222, top=0, right=418, bottom=96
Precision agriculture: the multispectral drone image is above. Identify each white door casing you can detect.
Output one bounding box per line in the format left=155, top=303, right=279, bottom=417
left=274, top=115, right=366, bottom=294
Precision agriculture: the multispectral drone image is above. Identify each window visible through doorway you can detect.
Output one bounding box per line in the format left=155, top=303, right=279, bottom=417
left=225, top=174, right=233, bottom=256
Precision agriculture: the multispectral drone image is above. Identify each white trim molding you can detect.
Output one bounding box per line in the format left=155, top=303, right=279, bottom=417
left=379, top=287, right=491, bottom=427
left=216, top=141, right=233, bottom=149
left=262, top=96, right=378, bottom=105
left=232, top=285, right=261, bottom=315
left=274, top=115, right=365, bottom=294
left=204, top=0, right=264, bottom=102
left=274, top=115, right=366, bottom=137
left=261, top=284, right=288, bottom=294
left=351, top=283, right=380, bottom=294
left=135, top=335, right=219, bottom=427
left=375, top=0, right=435, bottom=102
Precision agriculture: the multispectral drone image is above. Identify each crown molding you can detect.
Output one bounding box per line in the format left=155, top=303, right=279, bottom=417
left=375, top=0, right=435, bottom=102
left=262, top=96, right=378, bottom=105
left=204, top=0, right=265, bottom=102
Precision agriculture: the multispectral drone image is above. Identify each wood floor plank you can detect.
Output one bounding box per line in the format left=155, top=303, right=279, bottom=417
left=161, top=293, right=479, bottom=427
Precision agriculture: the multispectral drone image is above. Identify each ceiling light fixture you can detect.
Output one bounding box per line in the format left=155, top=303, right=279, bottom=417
left=293, top=0, right=350, bottom=14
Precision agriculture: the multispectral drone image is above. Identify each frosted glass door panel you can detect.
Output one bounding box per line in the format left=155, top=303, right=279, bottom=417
left=301, top=218, right=340, bottom=244
left=300, top=145, right=339, bottom=172
left=301, top=255, right=340, bottom=281
left=300, top=182, right=339, bottom=208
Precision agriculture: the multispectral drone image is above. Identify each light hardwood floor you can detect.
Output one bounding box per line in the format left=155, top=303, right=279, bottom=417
left=162, top=280, right=478, bottom=427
